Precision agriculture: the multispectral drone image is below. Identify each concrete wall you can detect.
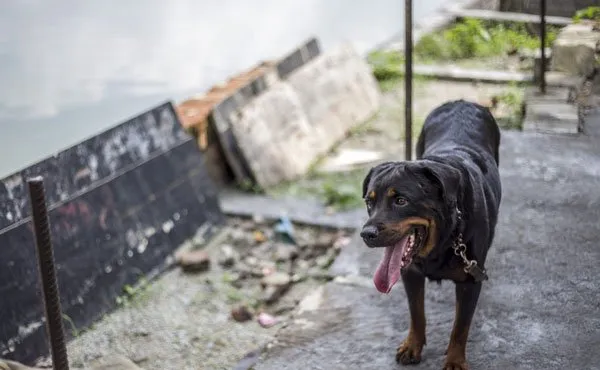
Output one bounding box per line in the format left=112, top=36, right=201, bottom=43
left=499, top=0, right=597, bottom=17
left=0, top=102, right=225, bottom=364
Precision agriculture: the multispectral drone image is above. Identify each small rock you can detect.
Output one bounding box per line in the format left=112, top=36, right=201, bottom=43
left=296, top=260, right=310, bottom=270
left=252, top=214, right=265, bottom=224
left=262, top=285, right=288, bottom=304
left=253, top=230, right=267, bottom=243
left=315, top=248, right=339, bottom=268
left=333, top=236, right=352, bottom=250
left=313, top=233, right=336, bottom=249
left=257, top=312, right=278, bottom=328
left=231, top=306, right=253, bottom=322
left=245, top=256, right=259, bottom=266
left=218, top=244, right=239, bottom=268
left=176, top=249, right=211, bottom=273
left=261, top=272, right=292, bottom=304
left=229, top=228, right=247, bottom=242
left=261, top=272, right=291, bottom=287
left=273, top=243, right=298, bottom=262
left=307, top=267, right=334, bottom=281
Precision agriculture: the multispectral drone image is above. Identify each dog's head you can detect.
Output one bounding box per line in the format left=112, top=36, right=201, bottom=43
left=360, top=160, right=461, bottom=293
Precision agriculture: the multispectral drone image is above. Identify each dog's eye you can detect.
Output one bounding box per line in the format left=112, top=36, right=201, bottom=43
left=365, top=199, right=373, bottom=210
left=394, top=196, right=408, bottom=206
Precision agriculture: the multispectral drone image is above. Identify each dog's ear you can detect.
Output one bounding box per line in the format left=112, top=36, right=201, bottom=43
left=362, top=167, right=375, bottom=199
left=413, top=161, right=462, bottom=207
left=361, top=161, right=396, bottom=198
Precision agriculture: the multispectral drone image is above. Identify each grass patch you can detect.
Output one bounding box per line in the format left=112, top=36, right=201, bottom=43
left=367, top=18, right=562, bottom=88
left=414, top=18, right=559, bottom=61
left=116, top=277, right=153, bottom=308
left=269, top=168, right=367, bottom=211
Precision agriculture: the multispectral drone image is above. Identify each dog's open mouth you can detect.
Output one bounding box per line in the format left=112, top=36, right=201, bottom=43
left=373, top=226, right=426, bottom=294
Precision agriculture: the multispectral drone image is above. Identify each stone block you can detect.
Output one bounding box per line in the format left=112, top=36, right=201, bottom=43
left=551, top=23, right=600, bottom=77
left=228, top=43, right=381, bottom=188
left=523, top=101, right=579, bottom=134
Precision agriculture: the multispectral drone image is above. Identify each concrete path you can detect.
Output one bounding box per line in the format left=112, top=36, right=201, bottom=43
left=254, top=130, right=600, bottom=370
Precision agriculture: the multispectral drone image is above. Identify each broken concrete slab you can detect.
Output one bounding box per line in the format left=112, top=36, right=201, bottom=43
left=230, top=43, right=381, bottom=188
left=551, top=22, right=600, bottom=77
left=254, top=130, right=600, bottom=370
left=219, top=189, right=365, bottom=230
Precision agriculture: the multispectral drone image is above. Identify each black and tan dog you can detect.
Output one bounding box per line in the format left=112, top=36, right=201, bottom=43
left=360, top=100, right=502, bottom=370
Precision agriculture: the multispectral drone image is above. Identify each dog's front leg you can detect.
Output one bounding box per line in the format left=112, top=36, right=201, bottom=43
left=444, top=281, right=482, bottom=370
left=396, top=267, right=426, bottom=365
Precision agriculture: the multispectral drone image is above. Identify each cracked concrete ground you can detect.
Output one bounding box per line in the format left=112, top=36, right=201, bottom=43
left=254, top=130, right=600, bottom=370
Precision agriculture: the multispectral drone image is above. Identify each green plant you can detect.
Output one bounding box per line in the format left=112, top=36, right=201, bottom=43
left=367, top=49, right=404, bottom=86
left=493, top=84, right=525, bottom=130
left=573, top=6, right=600, bottom=23
left=62, top=314, right=79, bottom=338
left=414, top=18, right=558, bottom=61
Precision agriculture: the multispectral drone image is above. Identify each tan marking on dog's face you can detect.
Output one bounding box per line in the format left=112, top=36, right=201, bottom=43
left=386, top=188, right=397, bottom=197
left=385, top=217, right=429, bottom=235
left=367, top=191, right=376, bottom=200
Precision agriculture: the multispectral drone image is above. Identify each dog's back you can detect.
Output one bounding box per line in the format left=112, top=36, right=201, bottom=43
left=416, top=99, right=500, bottom=165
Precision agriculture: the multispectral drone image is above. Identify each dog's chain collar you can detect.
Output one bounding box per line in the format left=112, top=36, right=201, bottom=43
left=453, top=210, right=489, bottom=282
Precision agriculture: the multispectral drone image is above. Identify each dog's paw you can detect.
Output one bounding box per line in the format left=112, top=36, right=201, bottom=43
left=395, top=337, right=424, bottom=365
left=443, top=359, right=468, bottom=370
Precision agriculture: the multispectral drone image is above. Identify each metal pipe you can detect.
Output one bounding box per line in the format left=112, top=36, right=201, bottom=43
left=27, top=177, right=70, bottom=370
left=404, top=0, right=413, bottom=160
left=540, top=0, right=547, bottom=94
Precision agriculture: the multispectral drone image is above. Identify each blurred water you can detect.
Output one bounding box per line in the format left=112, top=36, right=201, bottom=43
left=0, top=0, right=446, bottom=177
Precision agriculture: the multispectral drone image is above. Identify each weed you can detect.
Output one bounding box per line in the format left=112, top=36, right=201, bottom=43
left=367, top=50, right=404, bottom=84
left=116, top=277, right=152, bottom=308
left=269, top=168, right=367, bottom=211
left=62, top=314, right=79, bottom=338
left=573, top=6, right=600, bottom=23
left=414, top=18, right=559, bottom=61
left=491, top=83, right=525, bottom=130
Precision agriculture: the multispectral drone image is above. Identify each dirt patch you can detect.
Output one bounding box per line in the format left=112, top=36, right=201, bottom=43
left=64, top=217, right=351, bottom=370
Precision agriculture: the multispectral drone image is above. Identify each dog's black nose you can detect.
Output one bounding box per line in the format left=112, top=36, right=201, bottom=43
left=360, top=225, right=379, bottom=241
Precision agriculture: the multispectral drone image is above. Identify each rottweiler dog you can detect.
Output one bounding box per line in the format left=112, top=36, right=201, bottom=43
left=360, top=100, right=502, bottom=370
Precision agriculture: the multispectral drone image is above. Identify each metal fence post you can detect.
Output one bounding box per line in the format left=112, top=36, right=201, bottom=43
left=540, top=0, right=547, bottom=94
left=27, top=177, right=70, bottom=370
left=404, top=0, right=413, bottom=160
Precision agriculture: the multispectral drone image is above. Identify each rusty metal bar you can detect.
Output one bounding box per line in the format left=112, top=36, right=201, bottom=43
left=27, top=177, right=70, bottom=370
left=404, top=0, right=413, bottom=160
left=540, top=0, right=547, bottom=94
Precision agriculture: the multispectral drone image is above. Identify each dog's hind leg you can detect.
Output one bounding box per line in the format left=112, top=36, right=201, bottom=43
left=396, top=267, right=426, bottom=365
left=444, top=281, right=482, bottom=370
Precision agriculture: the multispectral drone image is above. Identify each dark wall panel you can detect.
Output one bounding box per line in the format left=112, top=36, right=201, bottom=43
left=0, top=102, right=225, bottom=364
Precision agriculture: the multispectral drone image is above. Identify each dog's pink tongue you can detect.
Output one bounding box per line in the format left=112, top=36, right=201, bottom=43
left=373, top=238, right=408, bottom=294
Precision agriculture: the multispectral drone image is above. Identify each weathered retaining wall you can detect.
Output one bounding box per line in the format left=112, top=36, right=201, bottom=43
left=499, top=0, right=597, bottom=17
left=0, top=102, right=225, bottom=364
